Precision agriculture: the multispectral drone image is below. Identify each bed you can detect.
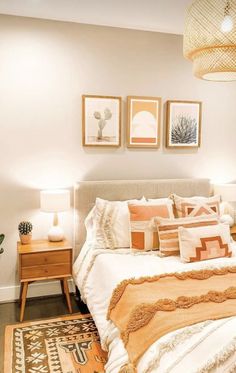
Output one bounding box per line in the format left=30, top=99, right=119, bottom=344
left=73, top=179, right=236, bottom=373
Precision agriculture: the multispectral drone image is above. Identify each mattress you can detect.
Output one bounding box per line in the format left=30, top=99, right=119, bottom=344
left=73, top=241, right=236, bottom=373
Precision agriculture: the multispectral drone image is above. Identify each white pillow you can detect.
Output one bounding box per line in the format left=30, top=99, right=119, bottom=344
left=147, top=197, right=173, bottom=205
left=84, top=205, right=97, bottom=242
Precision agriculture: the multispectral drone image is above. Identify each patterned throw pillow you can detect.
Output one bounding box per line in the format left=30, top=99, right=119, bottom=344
left=178, top=223, right=232, bottom=263
left=129, top=202, right=174, bottom=251
left=157, top=215, right=219, bottom=257
left=93, top=197, right=145, bottom=249
left=171, top=194, right=221, bottom=218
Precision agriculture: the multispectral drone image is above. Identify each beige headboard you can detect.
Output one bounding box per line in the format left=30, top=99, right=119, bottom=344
left=74, top=178, right=211, bottom=255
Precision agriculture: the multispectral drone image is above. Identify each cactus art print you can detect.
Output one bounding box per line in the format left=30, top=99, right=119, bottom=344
left=166, top=101, right=202, bottom=148
left=82, top=95, right=121, bottom=147
left=94, top=108, right=112, bottom=140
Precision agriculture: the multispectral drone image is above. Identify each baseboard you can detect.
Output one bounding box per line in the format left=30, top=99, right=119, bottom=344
left=0, top=279, right=75, bottom=303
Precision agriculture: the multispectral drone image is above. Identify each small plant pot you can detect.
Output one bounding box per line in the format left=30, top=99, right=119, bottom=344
left=19, top=234, right=32, bottom=245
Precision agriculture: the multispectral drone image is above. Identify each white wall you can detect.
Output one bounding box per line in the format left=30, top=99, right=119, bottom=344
left=0, top=15, right=236, bottom=301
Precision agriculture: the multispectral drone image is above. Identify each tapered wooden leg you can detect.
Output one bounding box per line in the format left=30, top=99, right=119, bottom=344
left=60, top=279, right=65, bottom=295
left=20, top=282, right=28, bottom=322
left=19, top=283, right=23, bottom=304
left=63, top=278, right=72, bottom=314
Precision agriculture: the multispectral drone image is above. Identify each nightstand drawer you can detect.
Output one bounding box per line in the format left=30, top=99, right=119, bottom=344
left=21, top=263, right=71, bottom=280
left=21, top=250, right=71, bottom=267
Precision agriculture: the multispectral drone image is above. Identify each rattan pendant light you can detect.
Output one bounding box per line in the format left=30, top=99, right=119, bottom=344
left=184, top=0, right=236, bottom=81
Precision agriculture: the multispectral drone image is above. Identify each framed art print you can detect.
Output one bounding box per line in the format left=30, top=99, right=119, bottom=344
left=127, top=96, right=161, bottom=148
left=166, top=100, right=202, bottom=149
left=82, top=95, right=121, bottom=147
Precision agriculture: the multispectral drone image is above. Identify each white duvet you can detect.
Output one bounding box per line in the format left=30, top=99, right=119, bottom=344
left=73, top=241, right=236, bottom=373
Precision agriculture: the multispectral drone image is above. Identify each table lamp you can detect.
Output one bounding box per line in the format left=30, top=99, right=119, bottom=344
left=40, top=189, right=70, bottom=242
left=214, top=183, right=236, bottom=226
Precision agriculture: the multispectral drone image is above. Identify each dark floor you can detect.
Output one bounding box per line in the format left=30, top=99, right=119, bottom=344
left=0, top=293, right=88, bottom=373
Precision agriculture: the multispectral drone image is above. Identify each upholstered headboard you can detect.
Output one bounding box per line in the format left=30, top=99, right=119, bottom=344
left=74, top=178, right=211, bottom=255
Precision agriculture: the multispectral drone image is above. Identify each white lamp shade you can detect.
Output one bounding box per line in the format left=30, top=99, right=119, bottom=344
left=214, top=184, right=236, bottom=202
left=40, top=189, right=70, bottom=212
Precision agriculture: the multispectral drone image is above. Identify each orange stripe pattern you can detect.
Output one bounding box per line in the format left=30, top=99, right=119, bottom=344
left=131, top=137, right=156, bottom=144
left=157, top=216, right=219, bottom=256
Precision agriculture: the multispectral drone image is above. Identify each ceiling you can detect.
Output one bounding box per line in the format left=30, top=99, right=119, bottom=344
left=0, top=0, right=192, bottom=35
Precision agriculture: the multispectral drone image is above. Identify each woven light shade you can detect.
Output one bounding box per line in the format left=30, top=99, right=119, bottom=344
left=184, top=0, right=236, bottom=81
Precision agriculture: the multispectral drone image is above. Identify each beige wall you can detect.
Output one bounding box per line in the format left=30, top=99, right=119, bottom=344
left=0, top=15, right=236, bottom=301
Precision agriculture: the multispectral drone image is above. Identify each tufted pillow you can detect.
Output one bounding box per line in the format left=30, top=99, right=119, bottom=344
left=93, top=197, right=145, bottom=249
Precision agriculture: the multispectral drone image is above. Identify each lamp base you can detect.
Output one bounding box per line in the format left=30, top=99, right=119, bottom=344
left=48, top=225, right=64, bottom=242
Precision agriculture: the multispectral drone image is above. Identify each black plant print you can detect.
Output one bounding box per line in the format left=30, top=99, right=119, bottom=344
left=0, top=234, right=4, bottom=254
left=171, top=115, right=197, bottom=144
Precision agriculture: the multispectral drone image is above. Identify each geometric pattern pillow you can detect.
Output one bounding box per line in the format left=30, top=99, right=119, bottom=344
left=178, top=223, right=232, bottom=263
left=157, top=215, right=219, bottom=257
left=128, top=203, right=174, bottom=251
left=171, top=194, right=221, bottom=218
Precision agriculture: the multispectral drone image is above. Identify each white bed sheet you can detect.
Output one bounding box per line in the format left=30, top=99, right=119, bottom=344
left=73, top=242, right=236, bottom=373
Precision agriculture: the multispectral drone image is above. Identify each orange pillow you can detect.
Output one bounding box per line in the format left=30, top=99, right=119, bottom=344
left=129, top=203, right=174, bottom=251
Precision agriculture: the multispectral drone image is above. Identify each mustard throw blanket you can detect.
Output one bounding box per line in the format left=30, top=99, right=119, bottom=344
left=107, top=266, right=236, bottom=372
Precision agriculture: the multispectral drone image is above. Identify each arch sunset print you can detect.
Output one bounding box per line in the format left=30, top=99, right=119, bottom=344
left=127, top=96, right=161, bottom=148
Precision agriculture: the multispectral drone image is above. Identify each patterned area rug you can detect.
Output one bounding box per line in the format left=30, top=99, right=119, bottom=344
left=4, top=313, right=107, bottom=373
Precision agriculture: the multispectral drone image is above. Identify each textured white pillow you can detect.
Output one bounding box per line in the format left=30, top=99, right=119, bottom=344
left=93, top=197, right=145, bottom=249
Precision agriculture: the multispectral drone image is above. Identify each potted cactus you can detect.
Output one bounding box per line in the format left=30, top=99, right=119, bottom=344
left=18, top=221, right=33, bottom=244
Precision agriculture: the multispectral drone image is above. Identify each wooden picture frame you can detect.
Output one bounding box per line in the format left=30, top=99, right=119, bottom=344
left=166, top=100, right=202, bottom=149
left=127, top=96, right=161, bottom=148
left=82, top=95, right=121, bottom=147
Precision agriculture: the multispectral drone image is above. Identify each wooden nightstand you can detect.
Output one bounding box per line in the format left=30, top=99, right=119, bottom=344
left=18, top=239, right=73, bottom=322
left=230, top=225, right=236, bottom=241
